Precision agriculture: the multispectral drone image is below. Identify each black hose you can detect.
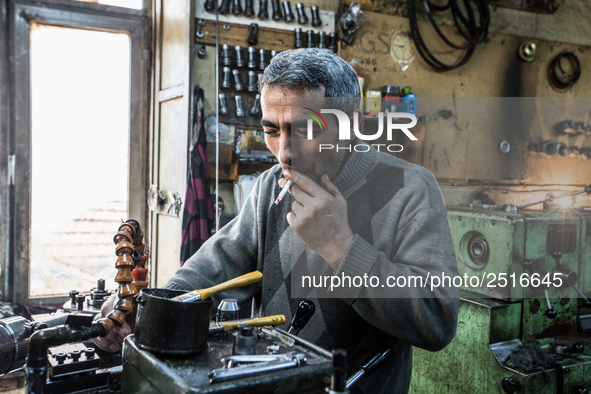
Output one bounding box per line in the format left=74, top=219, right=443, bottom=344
left=548, top=52, right=581, bottom=91
left=409, top=0, right=490, bottom=71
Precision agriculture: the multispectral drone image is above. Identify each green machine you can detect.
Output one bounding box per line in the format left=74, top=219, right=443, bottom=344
left=410, top=202, right=591, bottom=394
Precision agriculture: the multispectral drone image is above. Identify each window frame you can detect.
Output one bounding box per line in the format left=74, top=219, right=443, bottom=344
left=7, top=0, right=152, bottom=305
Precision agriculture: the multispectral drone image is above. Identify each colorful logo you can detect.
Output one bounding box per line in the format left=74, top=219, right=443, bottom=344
left=303, top=107, right=328, bottom=132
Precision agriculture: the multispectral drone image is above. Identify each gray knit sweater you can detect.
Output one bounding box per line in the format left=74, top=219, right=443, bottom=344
left=165, top=142, right=459, bottom=394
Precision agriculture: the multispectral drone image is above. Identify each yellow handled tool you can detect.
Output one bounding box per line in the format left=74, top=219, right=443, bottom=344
left=209, top=315, right=286, bottom=335
left=172, top=271, right=263, bottom=303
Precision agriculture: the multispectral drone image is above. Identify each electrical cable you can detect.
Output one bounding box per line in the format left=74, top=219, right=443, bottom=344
left=408, top=0, right=490, bottom=71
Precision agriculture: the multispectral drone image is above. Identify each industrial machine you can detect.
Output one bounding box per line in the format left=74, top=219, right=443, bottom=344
left=411, top=189, right=591, bottom=394
left=0, top=218, right=392, bottom=394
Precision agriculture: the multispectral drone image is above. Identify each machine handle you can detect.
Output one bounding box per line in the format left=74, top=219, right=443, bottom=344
left=288, top=300, right=315, bottom=335
left=345, top=345, right=394, bottom=389
left=173, top=271, right=263, bottom=302
left=220, top=315, right=285, bottom=332
left=360, top=345, right=394, bottom=375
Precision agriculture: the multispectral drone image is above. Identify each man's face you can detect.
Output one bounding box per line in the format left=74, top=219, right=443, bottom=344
left=260, top=85, right=348, bottom=183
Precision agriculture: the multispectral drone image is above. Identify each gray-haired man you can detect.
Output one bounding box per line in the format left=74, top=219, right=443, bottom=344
left=96, top=49, right=459, bottom=394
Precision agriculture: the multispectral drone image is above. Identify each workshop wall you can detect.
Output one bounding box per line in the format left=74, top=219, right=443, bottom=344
left=339, top=12, right=591, bottom=185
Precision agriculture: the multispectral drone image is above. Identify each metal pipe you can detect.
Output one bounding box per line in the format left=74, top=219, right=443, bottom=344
left=26, top=323, right=105, bottom=393
left=517, top=188, right=588, bottom=209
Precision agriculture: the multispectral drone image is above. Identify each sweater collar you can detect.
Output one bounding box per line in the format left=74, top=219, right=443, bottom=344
left=333, top=139, right=376, bottom=191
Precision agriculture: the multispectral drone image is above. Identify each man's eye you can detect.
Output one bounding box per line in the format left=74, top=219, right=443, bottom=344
left=263, top=129, right=279, bottom=136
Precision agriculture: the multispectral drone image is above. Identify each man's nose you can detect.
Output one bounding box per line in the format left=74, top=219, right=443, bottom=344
left=278, top=132, right=291, bottom=164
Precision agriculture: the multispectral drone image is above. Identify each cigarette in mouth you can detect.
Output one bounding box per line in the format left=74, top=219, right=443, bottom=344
left=274, top=180, right=293, bottom=205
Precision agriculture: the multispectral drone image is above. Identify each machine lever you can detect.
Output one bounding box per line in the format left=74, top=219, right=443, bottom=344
left=288, top=300, right=315, bottom=335
left=573, top=285, right=591, bottom=308
left=544, top=289, right=557, bottom=319
left=345, top=345, right=394, bottom=389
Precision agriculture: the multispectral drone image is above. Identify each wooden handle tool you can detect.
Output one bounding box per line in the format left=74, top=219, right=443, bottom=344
left=172, top=271, right=263, bottom=303
left=209, top=315, right=285, bottom=335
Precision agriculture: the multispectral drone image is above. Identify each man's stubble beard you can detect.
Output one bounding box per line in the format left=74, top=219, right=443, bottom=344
left=288, top=141, right=349, bottom=184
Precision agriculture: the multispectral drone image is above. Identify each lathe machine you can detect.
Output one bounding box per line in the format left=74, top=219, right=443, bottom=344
left=411, top=189, right=591, bottom=394
left=0, top=219, right=394, bottom=394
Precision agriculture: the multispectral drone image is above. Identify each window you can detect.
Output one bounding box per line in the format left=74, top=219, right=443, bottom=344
left=29, top=24, right=131, bottom=297
left=9, top=0, right=151, bottom=305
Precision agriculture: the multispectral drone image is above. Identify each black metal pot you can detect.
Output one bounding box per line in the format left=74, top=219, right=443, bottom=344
left=134, top=288, right=212, bottom=355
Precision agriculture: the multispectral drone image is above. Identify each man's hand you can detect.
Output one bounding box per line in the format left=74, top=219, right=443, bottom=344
left=92, top=294, right=134, bottom=352
left=279, top=170, right=355, bottom=271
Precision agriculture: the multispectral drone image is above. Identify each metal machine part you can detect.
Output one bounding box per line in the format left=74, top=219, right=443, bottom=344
left=288, top=300, right=315, bottom=336
left=250, top=94, right=261, bottom=116
left=307, top=30, right=315, bottom=47
left=123, top=333, right=331, bottom=393
left=556, top=142, right=568, bottom=156
left=69, top=290, right=79, bottom=308
left=283, top=1, right=295, bottom=22
left=556, top=119, right=576, bottom=134
left=222, top=44, right=233, bottom=67
left=542, top=140, right=557, bottom=156
left=271, top=0, right=283, bottom=21
left=518, top=41, right=536, bottom=62
left=231, top=0, right=243, bottom=15
left=235, top=95, right=245, bottom=117
left=527, top=141, right=540, bottom=154
left=499, top=140, right=510, bottom=154
left=87, top=279, right=111, bottom=308
left=247, top=47, right=257, bottom=69
left=0, top=316, right=31, bottom=376
left=328, top=32, right=337, bottom=52
left=223, top=351, right=305, bottom=368
left=204, top=0, right=216, bottom=12
left=235, top=46, right=245, bottom=68
left=568, top=146, right=580, bottom=158
left=575, top=122, right=587, bottom=134
left=272, top=0, right=283, bottom=20
left=222, top=67, right=232, bottom=88
left=259, top=49, right=267, bottom=70
left=76, top=295, right=86, bottom=311
left=296, top=3, right=308, bottom=24
left=210, top=352, right=308, bottom=383
left=247, top=71, right=258, bottom=92
left=247, top=23, right=259, bottom=45
left=219, top=0, right=231, bottom=14
left=233, top=69, right=244, bottom=91
left=311, top=5, right=321, bottom=26
left=258, top=0, right=269, bottom=19
left=294, top=28, right=304, bottom=48
left=233, top=326, right=256, bottom=355
left=219, top=93, right=230, bottom=115
left=217, top=299, right=240, bottom=322
left=318, top=31, right=327, bottom=48
left=245, top=0, right=255, bottom=16
left=197, top=45, right=207, bottom=59
left=329, top=349, right=347, bottom=394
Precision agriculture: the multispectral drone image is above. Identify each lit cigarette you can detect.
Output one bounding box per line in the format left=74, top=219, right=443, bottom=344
left=274, top=180, right=293, bottom=205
